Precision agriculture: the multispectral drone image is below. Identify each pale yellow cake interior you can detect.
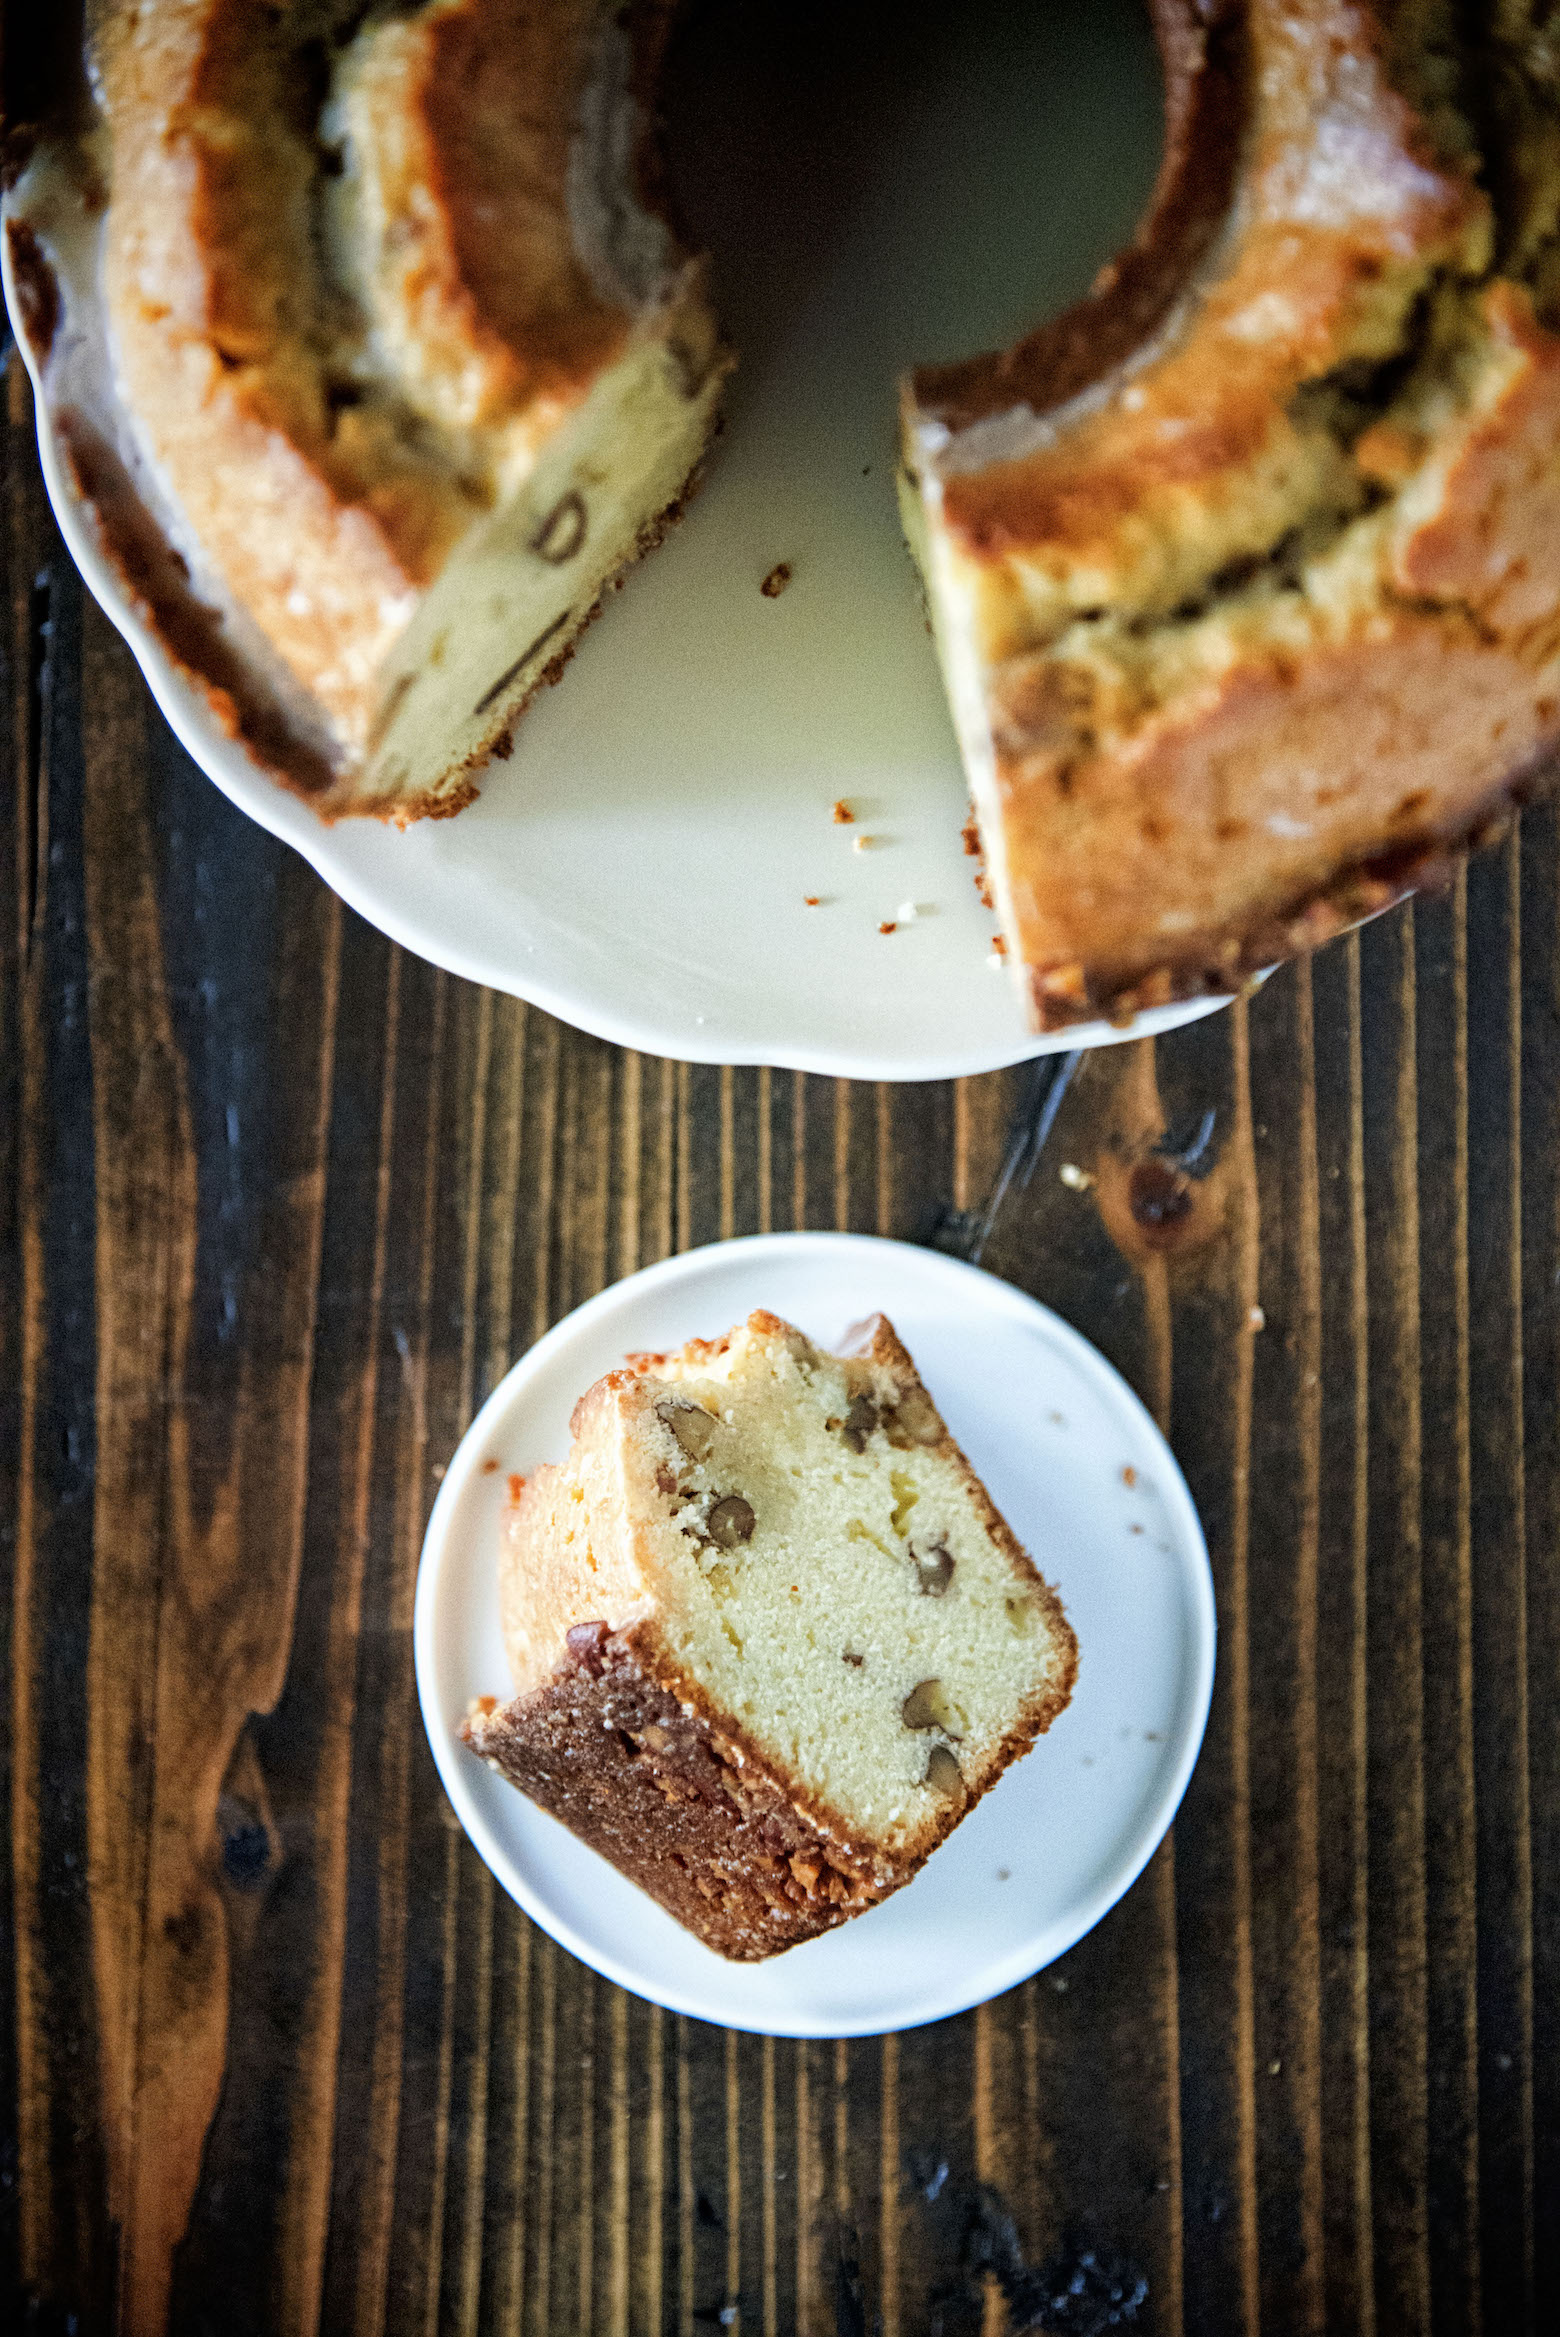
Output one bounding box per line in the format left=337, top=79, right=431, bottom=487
left=501, top=1317, right=1073, bottom=1851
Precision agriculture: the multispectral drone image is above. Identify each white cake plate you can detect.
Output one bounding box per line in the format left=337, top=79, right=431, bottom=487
left=3, top=0, right=1235, bottom=1079
left=414, top=1234, right=1215, bottom=2036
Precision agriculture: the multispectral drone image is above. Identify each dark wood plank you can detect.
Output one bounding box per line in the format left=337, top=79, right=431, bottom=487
left=1357, top=906, right=1432, bottom=2337
left=1518, top=807, right=1560, bottom=2337
left=1246, top=962, right=1326, bottom=2337
left=1465, top=834, right=1536, bottom=2337
left=1310, top=932, right=1376, bottom=2337
left=8, top=348, right=118, bottom=2333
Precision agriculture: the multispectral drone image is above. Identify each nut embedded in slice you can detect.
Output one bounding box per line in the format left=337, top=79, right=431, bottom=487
left=840, top=1394, right=878, bottom=1453
left=462, top=1309, right=1076, bottom=1958
left=885, top=1386, right=944, bottom=1447
left=707, top=1494, right=756, bottom=1549
left=657, top=1399, right=717, bottom=1464
left=911, top=1539, right=955, bottom=1597
left=900, top=1678, right=967, bottom=1739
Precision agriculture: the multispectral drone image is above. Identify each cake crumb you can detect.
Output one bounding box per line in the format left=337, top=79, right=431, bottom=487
left=895, top=900, right=919, bottom=924
left=1121, top=1465, right=1136, bottom=1487
left=986, top=952, right=1005, bottom=972
left=481, top=1457, right=500, bottom=1475
left=879, top=920, right=897, bottom=935
left=507, top=1473, right=527, bottom=1503
left=761, top=562, right=792, bottom=598
left=990, top=933, right=1008, bottom=957
left=852, top=832, right=875, bottom=853
left=803, top=894, right=821, bottom=907
left=1059, top=1162, right=1095, bottom=1192
left=1248, top=1304, right=1267, bottom=1331
left=832, top=798, right=855, bottom=824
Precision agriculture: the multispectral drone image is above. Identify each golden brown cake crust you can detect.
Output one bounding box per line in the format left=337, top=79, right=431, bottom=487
left=1010, top=277, right=1560, bottom=1028
left=913, top=0, right=1247, bottom=440
left=926, top=7, right=1482, bottom=565
left=99, top=0, right=476, bottom=753
left=54, top=406, right=343, bottom=800
left=365, top=0, right=658, bottom=419
left=463, top=1620, right=894, bottom=1961
left=904, top=0, right=1560, bottom=1030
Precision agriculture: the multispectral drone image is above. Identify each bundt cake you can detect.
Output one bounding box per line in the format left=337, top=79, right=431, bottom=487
left=461, top=1310, right=1076, bottom=1960
left=32, top=0, right=729, bottom=818
left=902, top=0, right=1560, bottom=1028
left=13, top=1, right=1560, bottom=1019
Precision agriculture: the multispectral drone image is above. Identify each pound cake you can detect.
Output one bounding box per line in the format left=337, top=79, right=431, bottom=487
left=54, top=0, right=729, bottom=817
left=462, top=1311, right=1076, bottom=1960
left=902, top=1, right=1560, bottom=1028
left=17, top=3, right=1558, bottom=1018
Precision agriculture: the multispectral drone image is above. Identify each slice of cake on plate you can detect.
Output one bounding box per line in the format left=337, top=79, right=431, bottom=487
left=462, top=1310, right=1076, bottom=1961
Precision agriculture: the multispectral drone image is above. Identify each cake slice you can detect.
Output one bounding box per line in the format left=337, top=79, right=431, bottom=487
left=462, top=1311, right=1076, bottom=1960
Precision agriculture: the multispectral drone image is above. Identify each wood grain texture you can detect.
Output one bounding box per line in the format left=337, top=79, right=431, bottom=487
left=2, top=309, right=1558, bottom=2337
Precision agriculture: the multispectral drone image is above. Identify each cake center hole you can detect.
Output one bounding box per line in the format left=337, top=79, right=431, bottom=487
left=663, top=0, right=1163, bottom=392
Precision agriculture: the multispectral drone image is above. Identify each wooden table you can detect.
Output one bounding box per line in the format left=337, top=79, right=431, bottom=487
left=2, top=323, right=1556, bottom=2334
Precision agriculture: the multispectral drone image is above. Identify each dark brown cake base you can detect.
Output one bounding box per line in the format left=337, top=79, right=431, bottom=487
left=462, top=1620, right=899, bottom=1962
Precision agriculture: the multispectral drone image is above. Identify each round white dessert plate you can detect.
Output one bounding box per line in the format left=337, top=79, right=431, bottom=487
left=414, top=1232, right=1215, bottom=2036
left=2, top=0, right=1234, bottom=1080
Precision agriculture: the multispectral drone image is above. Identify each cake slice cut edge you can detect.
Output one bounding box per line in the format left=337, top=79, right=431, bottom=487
left=462, top=1310, right=1077, bottom=1961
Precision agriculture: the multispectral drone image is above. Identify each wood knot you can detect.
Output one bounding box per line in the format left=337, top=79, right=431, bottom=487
left=1127, top=1158, right=1194, bottom=1245
left=1093, top=1102, right=1226, bottom=1267
left=219, top=1820, right=272, bottom=1890
left=217, top=1787, right=275, bottom=1890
